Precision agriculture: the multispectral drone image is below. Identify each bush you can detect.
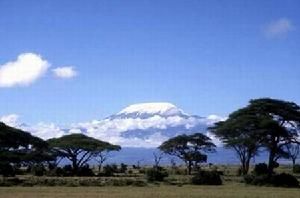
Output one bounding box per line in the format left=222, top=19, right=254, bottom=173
left=31, top=164, right=46, bottom=176
left=0, top=177, right=22, bottom=186
left=0, top=163, right=15, bottom=177
left=270, top=173, right=299, bottom=188
left=293, top=164, right=300, bottom=173
left=62, top=165, right=73, bottom=176
left=119, top=163, right=127, bottom=173
left=253, top=163, right=269, bottom=175
left=146, top=167, right=168, bottom=182
left=100, top=164, right=118, bottom=176
left=244, top=173, right=299, bottom=188
left=77, top=165, right=94, bottom=176
left=191, top=171, right=222, bottom=185
left=244, top=174, right=270, bottom=186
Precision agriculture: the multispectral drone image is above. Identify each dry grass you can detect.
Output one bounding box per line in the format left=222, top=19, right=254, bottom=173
left=0, top=183, right=300, bottom=198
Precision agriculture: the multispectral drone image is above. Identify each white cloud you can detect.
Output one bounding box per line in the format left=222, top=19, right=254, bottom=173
left=0, top=112, right=225, bottom=148
left=52, top=66, right=77, bottom=78
left=0, top=53, right=50, bottom=87
left=29, top=123, right=66, bottom=140
left=0, top=114, right=20, bottom=127
left=264, top=18, right=294, bottom=38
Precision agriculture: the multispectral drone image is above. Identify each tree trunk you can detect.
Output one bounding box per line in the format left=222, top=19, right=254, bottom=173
left=72, top=158, right=78, bottom=175
left=268, top=150, right=275, bottom=176
left=244, top=157, right=250, bottom=175
left=292, top=158, right=296, bottom=168
left=187, top=161, right=192, bottom=175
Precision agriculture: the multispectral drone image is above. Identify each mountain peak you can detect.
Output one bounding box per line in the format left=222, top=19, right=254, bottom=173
left=117, top=102, right=186, bottom=116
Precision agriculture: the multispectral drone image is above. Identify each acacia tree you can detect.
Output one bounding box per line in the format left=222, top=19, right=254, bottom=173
left=0, top=122, right=48, bottom=176
left=209, top=113, right=264, bottom=175
left=285, top=143, right=300, bottom=168
left=248, top=98, right=300, bottom=174
left=48, top=133, right=120, bottom=175
left=211, top=98, right=300, bottom=175
left=92, top=143, right=121, bottom=172
left=159, top=133, right=216, bottom=175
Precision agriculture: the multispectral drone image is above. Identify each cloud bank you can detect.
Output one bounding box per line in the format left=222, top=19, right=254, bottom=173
left=264, top=18, right=294, bottom=38
left=0, top=53, right=50, bottom=87
left=0, top=113, right=225, bottom=148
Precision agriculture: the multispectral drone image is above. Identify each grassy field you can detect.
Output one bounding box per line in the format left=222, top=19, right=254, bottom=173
left=1, top=184, right=300, bottom=198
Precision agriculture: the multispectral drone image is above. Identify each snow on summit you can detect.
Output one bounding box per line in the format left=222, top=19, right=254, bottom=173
left=118, top=102, right=185, bottom=116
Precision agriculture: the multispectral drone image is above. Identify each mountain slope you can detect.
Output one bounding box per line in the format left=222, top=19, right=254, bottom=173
left=72, top=102, right=224, bottom=147
left=1, top=102, right=225, bottom=148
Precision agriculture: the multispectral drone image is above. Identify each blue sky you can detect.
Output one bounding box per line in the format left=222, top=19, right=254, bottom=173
left=0, top=0, right=299, bottom=125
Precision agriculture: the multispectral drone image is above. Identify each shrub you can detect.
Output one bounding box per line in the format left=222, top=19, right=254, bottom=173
left=244, top=173, right=299, bottom=188
left=146, top=167, right=168, bottom=182
left=270, top=173, right=299, bottom=188
left=253, top=163, right=269, bottom=175
left=0, top=162, right=15, bottom=177
left=119, top=163, right=127, bottom=173
left=293, top=164, right=300, bottom=173
left=132, top=180, right=147, bottom=187
left=191, top=171, right=222, bottom=185
left=101, top=164, right=118, bottom=176
left=31, top=164, right=46, bottom=176
left=77, top=165, right=94, bottom=176
left=62, top=165, right=73, bottom=176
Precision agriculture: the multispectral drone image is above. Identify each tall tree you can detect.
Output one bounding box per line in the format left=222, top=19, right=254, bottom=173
left=159, top=133, right=216, bottom=175
left=248, top=98, right=300, bottom=174
left=211, top=98, right=300, bottom=175
left=48, top=133, right=120, bottom=175
left=209, top=113, right=264, bottom=175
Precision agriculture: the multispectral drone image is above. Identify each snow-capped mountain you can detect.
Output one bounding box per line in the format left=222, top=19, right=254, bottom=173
left=71, top=102, right=224, bottom=147
left=1, top=103, right=225, bottom=148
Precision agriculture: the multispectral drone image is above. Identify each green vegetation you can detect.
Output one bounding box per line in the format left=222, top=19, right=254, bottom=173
left=1, top=184, right=300, bottom=198
left=47, top=134, right=121, bottom=175
left=159, top=133, right=216, bottom=175
left=0, top=97, right=300, bottom=197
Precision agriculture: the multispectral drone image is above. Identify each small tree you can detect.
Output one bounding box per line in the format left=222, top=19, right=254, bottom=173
left=93, top=144, right=121, bottom=172
left=48, top=133, right=120, bottom=175
left=285, top=143, right=300, bottom=168
left=159, top=133, right=216, bottom=175
left=153, top=151, right=163, bottom=169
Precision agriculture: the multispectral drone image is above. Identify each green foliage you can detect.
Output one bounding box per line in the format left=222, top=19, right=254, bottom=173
left=119, top=163, right=128, bottom=173
left=0, top=122, right=49, bottom=169
left=270, top=173, right=299, bottom=188
left=211, top=98, right=300, bottom=175
left=0, top=177, right=147, bottom=187
left=0, top=162, right=15, bottom=177
left=47, top=134, right=121, bottom=175
left=159, top=133, right=216, bottom=174
left=253, top=163, right=269, bottom=176
left=191, top=171, right=222, bottom=185
left=244, top=173, right=299, bottom=188
left=77, top=165, right=94, bottom=176
left=146, top=167, right=168, bottom=182
left=293, top=164, right=300, bottom=173
left=31, top=164, right=46, bottom=176
left=100, top=164, right=119, bottom=176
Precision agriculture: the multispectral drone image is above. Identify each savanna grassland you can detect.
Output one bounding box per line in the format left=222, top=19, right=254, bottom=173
left=0, top=165, right=299, bottom=198
left=1, top=184, right=300, bottom=198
